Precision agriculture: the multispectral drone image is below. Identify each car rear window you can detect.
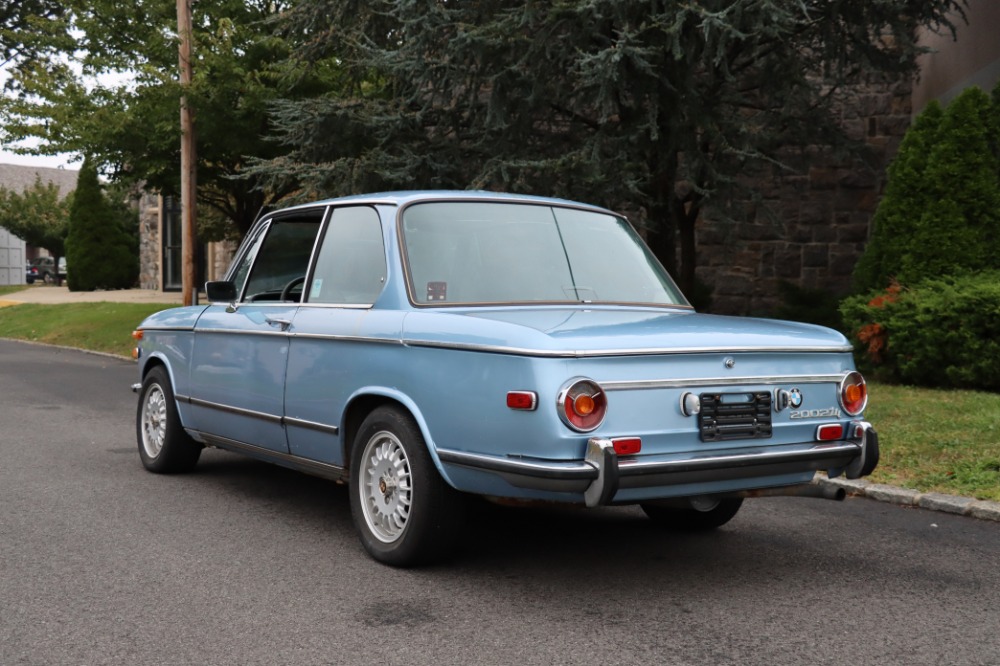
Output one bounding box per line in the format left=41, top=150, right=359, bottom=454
left=401, top=201, right=686, bottom=307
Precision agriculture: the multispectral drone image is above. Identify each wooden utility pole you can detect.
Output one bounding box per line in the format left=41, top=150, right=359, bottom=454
left=177, top=0, right=196, bottom=306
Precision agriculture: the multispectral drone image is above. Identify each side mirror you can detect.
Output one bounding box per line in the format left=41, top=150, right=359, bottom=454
left=205, top=280, right=237, bottom=303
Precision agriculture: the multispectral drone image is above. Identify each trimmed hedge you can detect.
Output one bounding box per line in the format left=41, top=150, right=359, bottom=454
left=841, top=272, right=1000, bottom=390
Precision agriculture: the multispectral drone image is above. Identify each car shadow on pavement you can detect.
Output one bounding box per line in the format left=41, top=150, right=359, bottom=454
left=181, top=448, right=873, bottom=584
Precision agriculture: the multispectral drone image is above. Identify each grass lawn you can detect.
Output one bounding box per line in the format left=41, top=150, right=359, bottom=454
left=0, top=294, right=997, bottom=501
left=864, top=382, right=1000, bottom=501
left=0, top=301, right=170, bottom=357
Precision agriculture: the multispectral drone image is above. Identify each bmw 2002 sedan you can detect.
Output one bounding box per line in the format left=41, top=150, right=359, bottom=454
left=132, top=191, right=878, bottom=566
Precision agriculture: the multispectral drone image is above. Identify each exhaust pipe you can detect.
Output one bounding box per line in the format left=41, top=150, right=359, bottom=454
left=738, top=483, right=846, bottom=501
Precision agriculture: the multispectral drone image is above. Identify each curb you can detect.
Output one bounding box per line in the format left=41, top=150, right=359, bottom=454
left=817, top=475, right=1000, bottom=522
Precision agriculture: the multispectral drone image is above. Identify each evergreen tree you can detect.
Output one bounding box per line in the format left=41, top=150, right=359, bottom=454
left=852, top=102, right=944, bottom=292
left=64, top=158, right=137, bottom=291
left=903, top=87, right=1000, bottom=282
left=255, top=0, right=966, bottom=293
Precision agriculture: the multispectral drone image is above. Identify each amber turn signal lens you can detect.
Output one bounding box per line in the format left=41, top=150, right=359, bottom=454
left=839, top=371, right=868, bottom=416
left=132, top=329, right=144, bottom=341
left=573, top=394, right=596, bottom=416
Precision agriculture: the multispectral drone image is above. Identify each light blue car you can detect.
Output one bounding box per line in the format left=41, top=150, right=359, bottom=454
left=132, top=191, right=879, bottom=566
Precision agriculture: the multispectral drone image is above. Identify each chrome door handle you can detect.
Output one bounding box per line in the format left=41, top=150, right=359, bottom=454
left=265, top=316, right=292, bottom=331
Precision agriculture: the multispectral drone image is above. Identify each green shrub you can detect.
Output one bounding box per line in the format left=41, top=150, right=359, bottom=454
left=841, top=272, right=1000, bottom=390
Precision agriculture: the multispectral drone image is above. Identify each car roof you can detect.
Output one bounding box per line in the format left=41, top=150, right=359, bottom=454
left=273, top=190, right=617, bottom=216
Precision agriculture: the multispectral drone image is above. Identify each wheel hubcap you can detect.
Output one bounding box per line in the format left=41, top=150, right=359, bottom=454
left=360, top=431, right=412, bottom=543
left=141, top=384, right=167, bottom=459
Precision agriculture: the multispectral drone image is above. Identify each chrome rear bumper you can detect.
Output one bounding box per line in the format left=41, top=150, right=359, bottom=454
left=437, top=422, right=878, bottom=507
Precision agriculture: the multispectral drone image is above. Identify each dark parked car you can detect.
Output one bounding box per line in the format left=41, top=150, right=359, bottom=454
left=25, top=256, right=66, bottom=284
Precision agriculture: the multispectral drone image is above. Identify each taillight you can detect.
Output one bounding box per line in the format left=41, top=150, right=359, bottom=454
left=557, top=378, right=607, bottom=432
left=611, top=437, right=641, bottom=455
left=506, top=391, right=537, bottom=410
left=816, top=424, right=845, bottom=441
left=839, top=371, right=868, bottom=416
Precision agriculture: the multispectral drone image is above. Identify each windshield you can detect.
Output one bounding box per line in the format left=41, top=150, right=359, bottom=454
left=401, top=201, right=687, bottom=306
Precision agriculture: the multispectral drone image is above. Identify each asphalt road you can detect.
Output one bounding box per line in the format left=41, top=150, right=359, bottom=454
left=2, top=339, right=998, bottom=666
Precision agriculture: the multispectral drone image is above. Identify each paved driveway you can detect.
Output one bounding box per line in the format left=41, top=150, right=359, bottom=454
left=2, top=339, right=999, bottom=665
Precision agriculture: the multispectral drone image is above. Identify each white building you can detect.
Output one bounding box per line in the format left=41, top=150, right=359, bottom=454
left=0, top=163, right=78, bottom=286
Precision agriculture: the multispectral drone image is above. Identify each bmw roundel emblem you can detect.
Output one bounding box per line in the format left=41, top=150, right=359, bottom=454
left=788, top=388, right=803, bottom=408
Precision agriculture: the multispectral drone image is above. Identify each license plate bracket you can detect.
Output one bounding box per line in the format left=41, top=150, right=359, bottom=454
left=698, top=391, right=773, bottom=442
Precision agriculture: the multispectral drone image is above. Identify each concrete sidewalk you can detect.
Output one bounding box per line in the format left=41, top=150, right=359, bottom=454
left=0, top=284, right=185, bottom=306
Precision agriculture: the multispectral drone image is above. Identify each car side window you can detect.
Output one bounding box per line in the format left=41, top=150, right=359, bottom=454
left=230, top=225, right=267, bottom=298
left=239, top=211, right=324, bottom=302
left=307, top=206, right=387, bottom=305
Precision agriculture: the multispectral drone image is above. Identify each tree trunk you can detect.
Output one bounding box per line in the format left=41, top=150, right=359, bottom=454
left=676, top=198, right=700, bottom=298
left=647, top=200, right=679, bottom=281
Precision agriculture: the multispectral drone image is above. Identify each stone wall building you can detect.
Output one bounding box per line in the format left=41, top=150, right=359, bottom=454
left=137, top=191, right=235, bottom=293
left=695, top=79, right=913, bottom=316
left=697, top=0, right=1000, bottom=317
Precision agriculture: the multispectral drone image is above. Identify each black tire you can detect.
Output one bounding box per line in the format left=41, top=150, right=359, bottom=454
left=136, top=366, right=202, bottom=473
left=349, top=406, right=466, bottom=566
left=640, top=497, right=743, bottom=532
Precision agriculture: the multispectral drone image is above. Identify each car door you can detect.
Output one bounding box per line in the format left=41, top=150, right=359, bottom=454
left=284, top=204, right=392, bottom=465
left=187, top=208, right=326, bottom=453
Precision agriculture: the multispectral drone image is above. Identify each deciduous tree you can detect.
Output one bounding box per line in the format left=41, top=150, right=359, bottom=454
left=1, top=0, right=322, bottom=239
left=0, top=177, right=71, bottom=285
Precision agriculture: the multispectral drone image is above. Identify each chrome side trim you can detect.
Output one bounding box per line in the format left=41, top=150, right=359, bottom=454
left=192, top=430, right=348, bottom=482
left=284, top=416, right=340, bottom=436
left=180, top=395, right=283, bottom=424
left=150, top=327, right=850, bottom=356
left=189, top=327, right=402, bottom=345
left=179, top=394, right=341, bottom=435
left=290, top=333, right=402, bottom=345
left=194, top=328, right=290, bottom=338
left=139, top=325, right=195, bottom=332
left=600, top=373, right=849, bottom=391
left=402, top=339, right=853, bottom=358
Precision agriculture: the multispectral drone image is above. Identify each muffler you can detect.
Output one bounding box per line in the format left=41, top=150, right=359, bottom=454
left=737, top=483, right=846, bottom=501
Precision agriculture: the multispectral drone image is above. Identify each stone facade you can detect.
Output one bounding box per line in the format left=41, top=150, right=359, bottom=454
left=138, top=192, right=161, bottom=290
left=695, top=80, right=912, bottom=316
left=136, top=191, right=236, bottom=292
